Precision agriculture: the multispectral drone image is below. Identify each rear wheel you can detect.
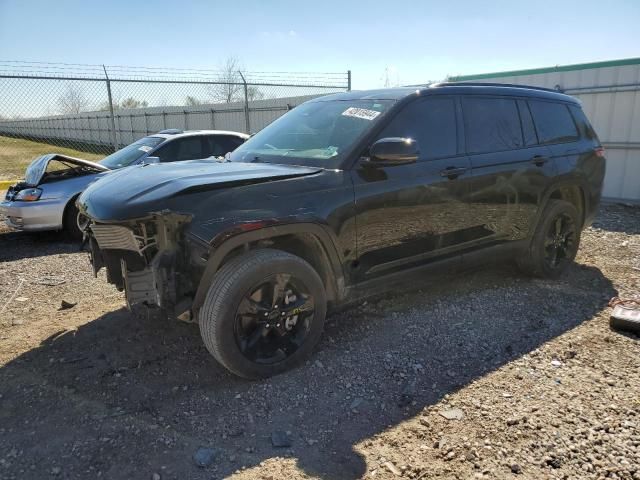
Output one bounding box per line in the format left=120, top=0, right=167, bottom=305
left=199, top=249, right=327, bottom=379
left=517, top=199, right=581, bottom=278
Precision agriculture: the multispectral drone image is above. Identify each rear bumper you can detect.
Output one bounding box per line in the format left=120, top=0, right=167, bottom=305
left=0, top=199, right=64, bottom=231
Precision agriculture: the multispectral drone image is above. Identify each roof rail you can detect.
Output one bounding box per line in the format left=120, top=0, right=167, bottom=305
left=432, top=82, right=564, bottom=93
left=157, top=128, right=183, bottom=135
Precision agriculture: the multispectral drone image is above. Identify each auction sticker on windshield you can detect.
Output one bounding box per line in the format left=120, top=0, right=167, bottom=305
left=138, top=145, right=153, bottom=152
left=342, top=107, right=381, bottom=121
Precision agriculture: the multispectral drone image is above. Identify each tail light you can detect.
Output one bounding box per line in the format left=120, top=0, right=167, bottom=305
left=594, top=146, right=605, bottom=158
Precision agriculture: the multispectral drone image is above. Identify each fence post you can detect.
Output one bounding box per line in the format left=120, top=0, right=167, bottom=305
left=347, top=70, right=352, bottom=91
left=238, top=71, right=251, bottom=134
left=102, top=65, right=118, bottom=151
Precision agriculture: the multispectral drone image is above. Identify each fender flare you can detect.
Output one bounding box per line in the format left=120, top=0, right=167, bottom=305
left=192, top=223, right=346, bottom=313
left=531, top=178, right=589, bottom=236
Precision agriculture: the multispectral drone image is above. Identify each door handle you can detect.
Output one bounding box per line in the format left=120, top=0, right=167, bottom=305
left=530, top=155, right=549, bottom=167
left=439, top=166, right=467, bottom=179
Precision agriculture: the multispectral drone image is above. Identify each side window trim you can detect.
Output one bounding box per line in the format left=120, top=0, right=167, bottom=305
left=515, top=99, right=540, bottom=146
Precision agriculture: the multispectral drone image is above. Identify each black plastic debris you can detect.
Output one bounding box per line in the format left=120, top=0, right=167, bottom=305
left=58, top=300, right=77, bottom=311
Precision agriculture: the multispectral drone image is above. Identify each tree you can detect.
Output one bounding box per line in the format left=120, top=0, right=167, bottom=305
left=246, top=86, right=264, bottom=102
left=209, top=56, right=244, bottom=103
left=97, top=96, right=148, bottom=111
left=185, top=96, right=203, bottom=106
left=119, top=97, right=148, bottom=109
left=57, top=85, right=89, bottom=114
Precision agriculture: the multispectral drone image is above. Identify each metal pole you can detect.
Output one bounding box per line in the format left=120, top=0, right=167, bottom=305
left=347, top=70, right=352, bottom=91
left=238, top=71, right=251, bottom=134
left=102, top=65, right=118, bottom=151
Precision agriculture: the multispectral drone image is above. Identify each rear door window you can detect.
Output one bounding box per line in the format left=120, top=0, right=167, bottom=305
left=377, top=97, right=457, bottom=159
left=154, top=136, right=206, bottom=162
left=462, top=97, right=523, bottom=153
left=528, top=101, right=579, bottom=144
left=208, top=135, right=245, bottom=157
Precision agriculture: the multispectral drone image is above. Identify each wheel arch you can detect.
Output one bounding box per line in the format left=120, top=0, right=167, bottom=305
left=192, top=223, right=346, bottom=315
left=539, top=180, right=589, bottom=229
left=61, top=192, right=81, bottom=228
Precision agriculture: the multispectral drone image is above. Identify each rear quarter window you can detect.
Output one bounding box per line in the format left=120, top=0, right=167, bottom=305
left=568, top=105, right=599, bottom=141
left=528, top=100, right=579, bottom=145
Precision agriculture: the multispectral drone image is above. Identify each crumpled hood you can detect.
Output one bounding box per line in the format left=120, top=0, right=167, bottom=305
left=78, top=159, right=322, bottom=221
left=24, top=154, right=110, bottom=186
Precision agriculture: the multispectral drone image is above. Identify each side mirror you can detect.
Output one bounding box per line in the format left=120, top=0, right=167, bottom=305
left=368, top=137, right=419, bottom=166
left=142, top=156, right=160, bottom=165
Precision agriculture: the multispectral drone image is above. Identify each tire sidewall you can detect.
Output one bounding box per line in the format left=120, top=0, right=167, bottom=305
left=63, top=200, right=82, bottom=240
left=530, top=200, right=581, bottom=278
left=200, top=251, right=327, bottom=379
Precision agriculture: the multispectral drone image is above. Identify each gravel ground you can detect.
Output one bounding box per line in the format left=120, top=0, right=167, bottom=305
left=0, top=203, right=638, bottom=480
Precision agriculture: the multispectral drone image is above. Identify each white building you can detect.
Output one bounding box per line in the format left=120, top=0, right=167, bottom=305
left=450, top=58, right=640, bottom=203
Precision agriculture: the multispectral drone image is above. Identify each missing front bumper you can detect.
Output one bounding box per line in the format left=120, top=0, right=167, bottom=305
left=86, top=212, right=192, bottom=312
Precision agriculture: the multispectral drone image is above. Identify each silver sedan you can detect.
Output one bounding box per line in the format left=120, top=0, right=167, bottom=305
left=0, top=129, right=248, bottom=237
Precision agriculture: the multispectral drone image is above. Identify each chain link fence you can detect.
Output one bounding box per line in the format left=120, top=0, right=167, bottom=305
left=0, top=61, right=351, bottom=179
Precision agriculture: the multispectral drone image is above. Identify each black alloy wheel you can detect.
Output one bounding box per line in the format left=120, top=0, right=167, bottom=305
left=199, top=248, right=327, bottom=379
left=517, top=199, right=581, bottom=279
left=234, top=273, right=315, bottom=364
left=543, top=213, right=577, bottom=270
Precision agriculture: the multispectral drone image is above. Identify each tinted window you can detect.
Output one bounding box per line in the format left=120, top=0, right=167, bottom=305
left=208, top=135, right=244, bottom=157
left=154, top=136, right=205, bottom=162
left=528, top=101, right=578, bottom=144
left=568, top=105, right=598, bottom=141
left=99, top=136, right=164, bottom=169
left=377, top=97, right=457, bottom=159
left=229, top=99, right=394, bottom=168
left=517, top=100, right=538, bottom=146
left=463, top=97, right=523, bottom=153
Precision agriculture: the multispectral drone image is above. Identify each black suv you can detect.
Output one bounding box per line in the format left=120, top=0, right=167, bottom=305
left=78, top=84, right=606, bottom=378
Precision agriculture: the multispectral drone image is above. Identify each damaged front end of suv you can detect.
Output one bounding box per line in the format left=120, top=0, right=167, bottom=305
left=77, top=158, right=325, bottom=327
left=87, top=211, right=195, bottom=319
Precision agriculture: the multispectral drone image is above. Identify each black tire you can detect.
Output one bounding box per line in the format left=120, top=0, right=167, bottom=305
left=199, top=249, right=327, bottom=379
left=62, top=199, right=86, bottom=240
left=517, top=199, right=581, bottom=279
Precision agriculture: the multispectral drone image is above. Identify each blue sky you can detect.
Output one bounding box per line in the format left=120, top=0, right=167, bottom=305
left=1, top=0, right=639, bottom=89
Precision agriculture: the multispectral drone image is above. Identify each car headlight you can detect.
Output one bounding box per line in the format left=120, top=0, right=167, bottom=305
left=14, top=188, right=42, bottom=201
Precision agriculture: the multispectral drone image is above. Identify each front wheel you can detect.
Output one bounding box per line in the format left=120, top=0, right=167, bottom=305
left=199, top=249, right=327, bottom=379
left=63, top=200, right=88, bottom=240
left=517, top=199, right=581, bottom=278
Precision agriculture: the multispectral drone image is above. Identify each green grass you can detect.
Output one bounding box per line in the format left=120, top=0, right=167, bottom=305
left=0, top=136, right=104, bottom=181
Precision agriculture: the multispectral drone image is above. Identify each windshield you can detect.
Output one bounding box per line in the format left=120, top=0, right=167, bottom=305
left=100, top=136, right=164, bottom=169
left=228, top=99, right=394, bottom=168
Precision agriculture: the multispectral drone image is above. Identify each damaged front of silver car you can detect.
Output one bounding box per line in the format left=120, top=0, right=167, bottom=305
left=1, top=154, right=110, bottom=232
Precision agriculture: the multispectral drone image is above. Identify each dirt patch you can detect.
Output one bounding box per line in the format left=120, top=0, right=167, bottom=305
left=0, top=204, right=638, bottom=479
